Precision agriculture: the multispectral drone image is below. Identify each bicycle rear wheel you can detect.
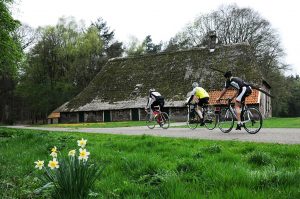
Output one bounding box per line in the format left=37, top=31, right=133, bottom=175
left=218, top=108, right=234, bottom=133
left=159, top=112, right=170, bottom=129
left=204, top=107, right=217, bottom=130
left=146, top=113, right=156, bottom=129
left=187, top=112, right=199, bottom=129
left=242, top=108, right=262, bottom=134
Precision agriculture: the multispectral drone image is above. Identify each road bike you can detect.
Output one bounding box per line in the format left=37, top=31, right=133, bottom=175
left=186, top=103, right=217, bottom=130
left=145, top=106, right=170, bottom=129
left=216, top=98, right=263, bottom=134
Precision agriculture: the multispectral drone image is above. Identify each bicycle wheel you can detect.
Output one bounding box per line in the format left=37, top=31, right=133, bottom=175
left=204, top=107, right=217, bottom=130
left=159, top=112, right=170, bottom=129
left=187, top=112, right=199, bottom=129
left=146, top=113, right=156, bottom=129
left=218, top=108, right=234, bottom=133
left=242, top=108, right=263, bottom=134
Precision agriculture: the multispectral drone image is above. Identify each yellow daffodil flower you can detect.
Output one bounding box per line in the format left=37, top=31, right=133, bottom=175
left=51, top=146, right=57, bottom=153
left=48, top=158, right=59, bottom=170
left=34, top=160, right=44, bottom=170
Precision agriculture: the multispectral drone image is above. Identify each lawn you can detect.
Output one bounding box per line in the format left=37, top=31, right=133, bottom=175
left=1, top=127, right=299, bottom=198
left=31, top=117, right=300, bottom=128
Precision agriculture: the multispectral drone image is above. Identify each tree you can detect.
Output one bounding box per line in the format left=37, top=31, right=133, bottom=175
left=143, top=35, right=162, bottom=54
left=124, top=35, right=162, bottom=56
left=91, top=18, right=124, bottom=59
left=124, top=36, right=145, bottom=56
left=0, top=0, right=23, bottom=123
left=285, top=75, right=300, bottom=117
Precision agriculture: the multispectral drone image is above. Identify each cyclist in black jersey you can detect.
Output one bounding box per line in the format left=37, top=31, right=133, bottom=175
left=216, top=71, right=252, bottom=130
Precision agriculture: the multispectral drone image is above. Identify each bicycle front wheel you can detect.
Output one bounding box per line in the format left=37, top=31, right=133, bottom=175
left=218, top=108, right=234, bottom=133
left=146, top=113, right=156, bottom=129
left=204, top=108, right=217, bottom=130
left=160, top=112, right=170, bottom=129
left=187, top=113, right=199, bottom=130
left=242, top=108, right=262, bottom=134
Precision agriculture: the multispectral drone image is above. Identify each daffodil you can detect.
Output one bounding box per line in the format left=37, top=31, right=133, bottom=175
left=51, top=146, right=57, bottom=153
left=34, top=160, right=44, bottom=170
left=78, top=148, right=90, bottom=161
left=77, top=138, right=87, bottom=148
left=50, top=151, right=57, bottom=158
left=68, top=150, right=76, bottom=157
left=48, top=158, right=59, bottom=170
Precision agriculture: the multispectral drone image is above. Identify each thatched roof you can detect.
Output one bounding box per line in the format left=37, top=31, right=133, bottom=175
left=56, top=42, right=262, bottom=112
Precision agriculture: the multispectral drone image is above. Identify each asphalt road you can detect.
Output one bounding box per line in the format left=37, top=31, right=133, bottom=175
left=4, top=124, right=300, bottom=144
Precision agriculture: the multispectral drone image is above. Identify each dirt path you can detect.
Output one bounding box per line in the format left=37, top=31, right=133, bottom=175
left=4, top=125, right=300, bottom=144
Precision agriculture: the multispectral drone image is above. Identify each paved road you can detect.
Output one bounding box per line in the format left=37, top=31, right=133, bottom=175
left=4, top=124, right=300, bottom=144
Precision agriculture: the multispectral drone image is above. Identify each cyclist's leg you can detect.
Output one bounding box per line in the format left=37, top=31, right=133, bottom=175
left=195, top=98, right=205, bottom=119
left=236, top=88, right=247, bottom=130
left=158, top=99, right=165, bottom=125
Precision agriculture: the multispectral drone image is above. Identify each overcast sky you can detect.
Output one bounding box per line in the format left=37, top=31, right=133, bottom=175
left=12, top=0, right=300, bottom=75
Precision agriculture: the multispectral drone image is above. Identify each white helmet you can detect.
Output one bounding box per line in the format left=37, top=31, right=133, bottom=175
left=192, top=82, right=199, bottom=88
left=149, top=88, right=155, bottom=92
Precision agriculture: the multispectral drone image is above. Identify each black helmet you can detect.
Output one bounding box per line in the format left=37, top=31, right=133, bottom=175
left=224, top=71, right=232, bottom=78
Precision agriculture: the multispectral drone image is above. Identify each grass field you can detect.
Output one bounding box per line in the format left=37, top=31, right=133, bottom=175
left=1, top=127, right=299, bottom=198
left=34, top=117, right=300, bottom=128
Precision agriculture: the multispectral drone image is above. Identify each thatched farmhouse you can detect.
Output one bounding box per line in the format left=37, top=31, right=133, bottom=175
left=48, top=42, right=272, bottom=124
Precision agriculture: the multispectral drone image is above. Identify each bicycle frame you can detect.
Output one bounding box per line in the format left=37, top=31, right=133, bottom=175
left=221, top=98, right=254, bottom=122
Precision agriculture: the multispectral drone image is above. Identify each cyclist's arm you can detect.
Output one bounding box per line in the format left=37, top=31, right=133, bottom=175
left=146, top=96, right=152, bottom=108
left=232, top=90, right=238, bottom=99
left=217, top=88, right=227, bottom=100
left=186, top=95, right=194, bottom=104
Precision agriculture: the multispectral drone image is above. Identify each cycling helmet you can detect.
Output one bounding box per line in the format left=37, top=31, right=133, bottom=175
left=224, top=71, right=232, bottom=78
left=149, top=88, right=155, bottom=92
left=192, top=82, right=199, bottom=88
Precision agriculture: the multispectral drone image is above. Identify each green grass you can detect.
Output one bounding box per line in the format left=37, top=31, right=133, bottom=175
left=31, top=117, right=300, bottom=129
left=1, top=127, right=300, bottom=198
left=263, top=117, right=300, bottom=128
left=36, top=121, right=147, bottom=128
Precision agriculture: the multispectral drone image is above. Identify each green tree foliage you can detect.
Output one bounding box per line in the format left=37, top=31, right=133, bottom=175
left=125, top=35, right=162, bottom=56
left=283, top=75, right=300, bottom=117
left=0, top=0, right=23, bottom=123
left=16, top=17, right=124, bottom=123
left=91, top=18, right=124, bottom=59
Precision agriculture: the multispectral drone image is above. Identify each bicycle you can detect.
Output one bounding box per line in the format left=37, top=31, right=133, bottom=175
left=145, top=106, right=170, bottom=129
left=186, top=103, right=217, bottom=130
left=216, top=98, right=263, bottom=134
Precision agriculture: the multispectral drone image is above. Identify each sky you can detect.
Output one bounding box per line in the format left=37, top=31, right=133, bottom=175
left=12, top=0, right=300, bottom=75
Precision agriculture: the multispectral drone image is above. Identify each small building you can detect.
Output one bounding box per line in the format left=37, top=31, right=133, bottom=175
left=47, top=112, right=60, bottom=124
left=48, top=42, right=272, bottom=123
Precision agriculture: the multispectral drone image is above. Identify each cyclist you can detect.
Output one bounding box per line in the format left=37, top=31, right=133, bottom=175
left=216, top=71, right=252, bottom=130
left=186, top=82, right=210, bottom=126
left=145, top=88, right=165, bottom=125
